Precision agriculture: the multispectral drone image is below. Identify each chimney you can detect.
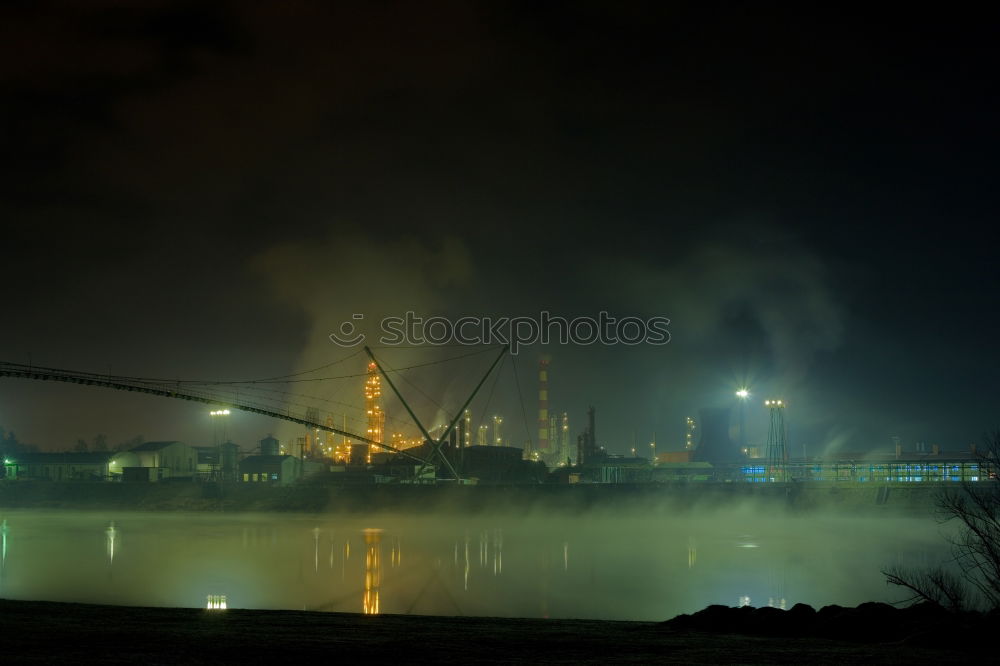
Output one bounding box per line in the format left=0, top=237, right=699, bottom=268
left=588, top=405, right=596, bottom=452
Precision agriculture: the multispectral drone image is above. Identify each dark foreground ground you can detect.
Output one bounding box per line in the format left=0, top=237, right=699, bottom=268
left=0, top=599, right=969, bottom=664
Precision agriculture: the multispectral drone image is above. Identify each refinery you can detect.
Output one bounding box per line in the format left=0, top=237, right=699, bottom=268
left=0, top=351, right=986, bottom=490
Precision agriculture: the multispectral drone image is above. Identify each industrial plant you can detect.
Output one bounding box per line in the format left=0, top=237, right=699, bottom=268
left=0, top=352, right=987, bottom=489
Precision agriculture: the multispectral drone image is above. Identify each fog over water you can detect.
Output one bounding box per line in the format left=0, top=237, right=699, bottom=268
left=0, top=507, right=951, bottom=620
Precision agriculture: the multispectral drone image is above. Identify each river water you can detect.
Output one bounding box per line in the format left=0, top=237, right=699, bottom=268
left=0, top=507, right=950, bottom=620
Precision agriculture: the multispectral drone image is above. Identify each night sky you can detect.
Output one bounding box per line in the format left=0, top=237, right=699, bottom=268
left=1, top=2, right=997, bottom=456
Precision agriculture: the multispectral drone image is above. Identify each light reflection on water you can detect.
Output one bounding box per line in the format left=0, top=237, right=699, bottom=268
left=363, top=528, right=381, bottom=615
left=0, top=509, right=950, bottom=620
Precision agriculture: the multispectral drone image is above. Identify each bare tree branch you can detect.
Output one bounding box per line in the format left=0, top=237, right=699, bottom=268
left=885, top=429, right=1000, bottom=611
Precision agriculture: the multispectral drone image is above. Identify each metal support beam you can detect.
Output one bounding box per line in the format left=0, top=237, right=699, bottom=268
left=364, top=345, right=506, bottom=482
left=0, top=361, right=433, bottom=467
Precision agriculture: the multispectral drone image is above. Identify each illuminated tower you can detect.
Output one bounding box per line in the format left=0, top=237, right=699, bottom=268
left=493, top=415, right=503, bottom=447
left=463, top=409, right=472, bottom=448
left=477, top=424, right=488, bottom=446
left=685, top=416, right=696, bottom=450
left=764, top=399, right=789, bottom=481
left=364, top=361, right=385, bottom=463
left=537, top=358, right=550, bottom=457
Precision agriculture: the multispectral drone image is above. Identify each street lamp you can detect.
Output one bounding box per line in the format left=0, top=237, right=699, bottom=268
left=735, top=389, right=749, bottom=454
left=210, top=409, right=231, bottom=443
left=209, top=409, right=231, bottom=481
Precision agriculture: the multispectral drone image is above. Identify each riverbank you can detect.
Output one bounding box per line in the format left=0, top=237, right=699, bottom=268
left=0, top=599, right=969, bottom=664
left=0, top=480, right=941, bottom=514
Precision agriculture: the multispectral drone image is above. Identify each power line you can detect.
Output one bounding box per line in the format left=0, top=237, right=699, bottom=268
left=164, top=345, right=505, bottom=386
left=250, top=348, right=366, bottom=381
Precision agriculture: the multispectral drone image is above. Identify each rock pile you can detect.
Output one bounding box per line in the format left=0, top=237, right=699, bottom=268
left=662, top=601, right=998, bottom=647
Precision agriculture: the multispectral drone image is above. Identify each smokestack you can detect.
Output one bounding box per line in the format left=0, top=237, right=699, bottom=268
left=577, top=405, right=598, bottom=465
left=537, top=358, right=550, bottom=455
left=588, top=405, right=596, bottom=452
left=560, top=412, right=570, bottom=464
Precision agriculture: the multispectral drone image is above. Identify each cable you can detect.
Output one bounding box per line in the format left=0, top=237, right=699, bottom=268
left=510, top=354, right=533, bottom=452
left=249, top=348, right=366, bottom=381
left=378, top=354, right=453, bottom=421
left=0, top=346, right=507, bottom=437
left=473, top=354, right=506, bottom=444
left=144, top=345, right=505, bottom=386
left=229, top=382, right=415, bottom=431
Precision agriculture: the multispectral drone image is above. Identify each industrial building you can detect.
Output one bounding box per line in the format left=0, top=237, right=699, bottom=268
left=193, top=441, right=241, bottom=481
left=2, top=452, right=115, bottom=481
left=237, top=435, right=325, bottom=485
left=239, top=455, right=299, bottom=485
left=125, top=441, right=198, bottom=480
left=461, top=445, right=547, bottom=484
left=3, top=355, right=992, bottom=490
left=3, top=441, right=198, bottom=482
left=691, top=407, right=739, bottom=465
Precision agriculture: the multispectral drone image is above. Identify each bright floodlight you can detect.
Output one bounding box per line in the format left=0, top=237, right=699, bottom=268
left=736, top=389, right=749, bottom=399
